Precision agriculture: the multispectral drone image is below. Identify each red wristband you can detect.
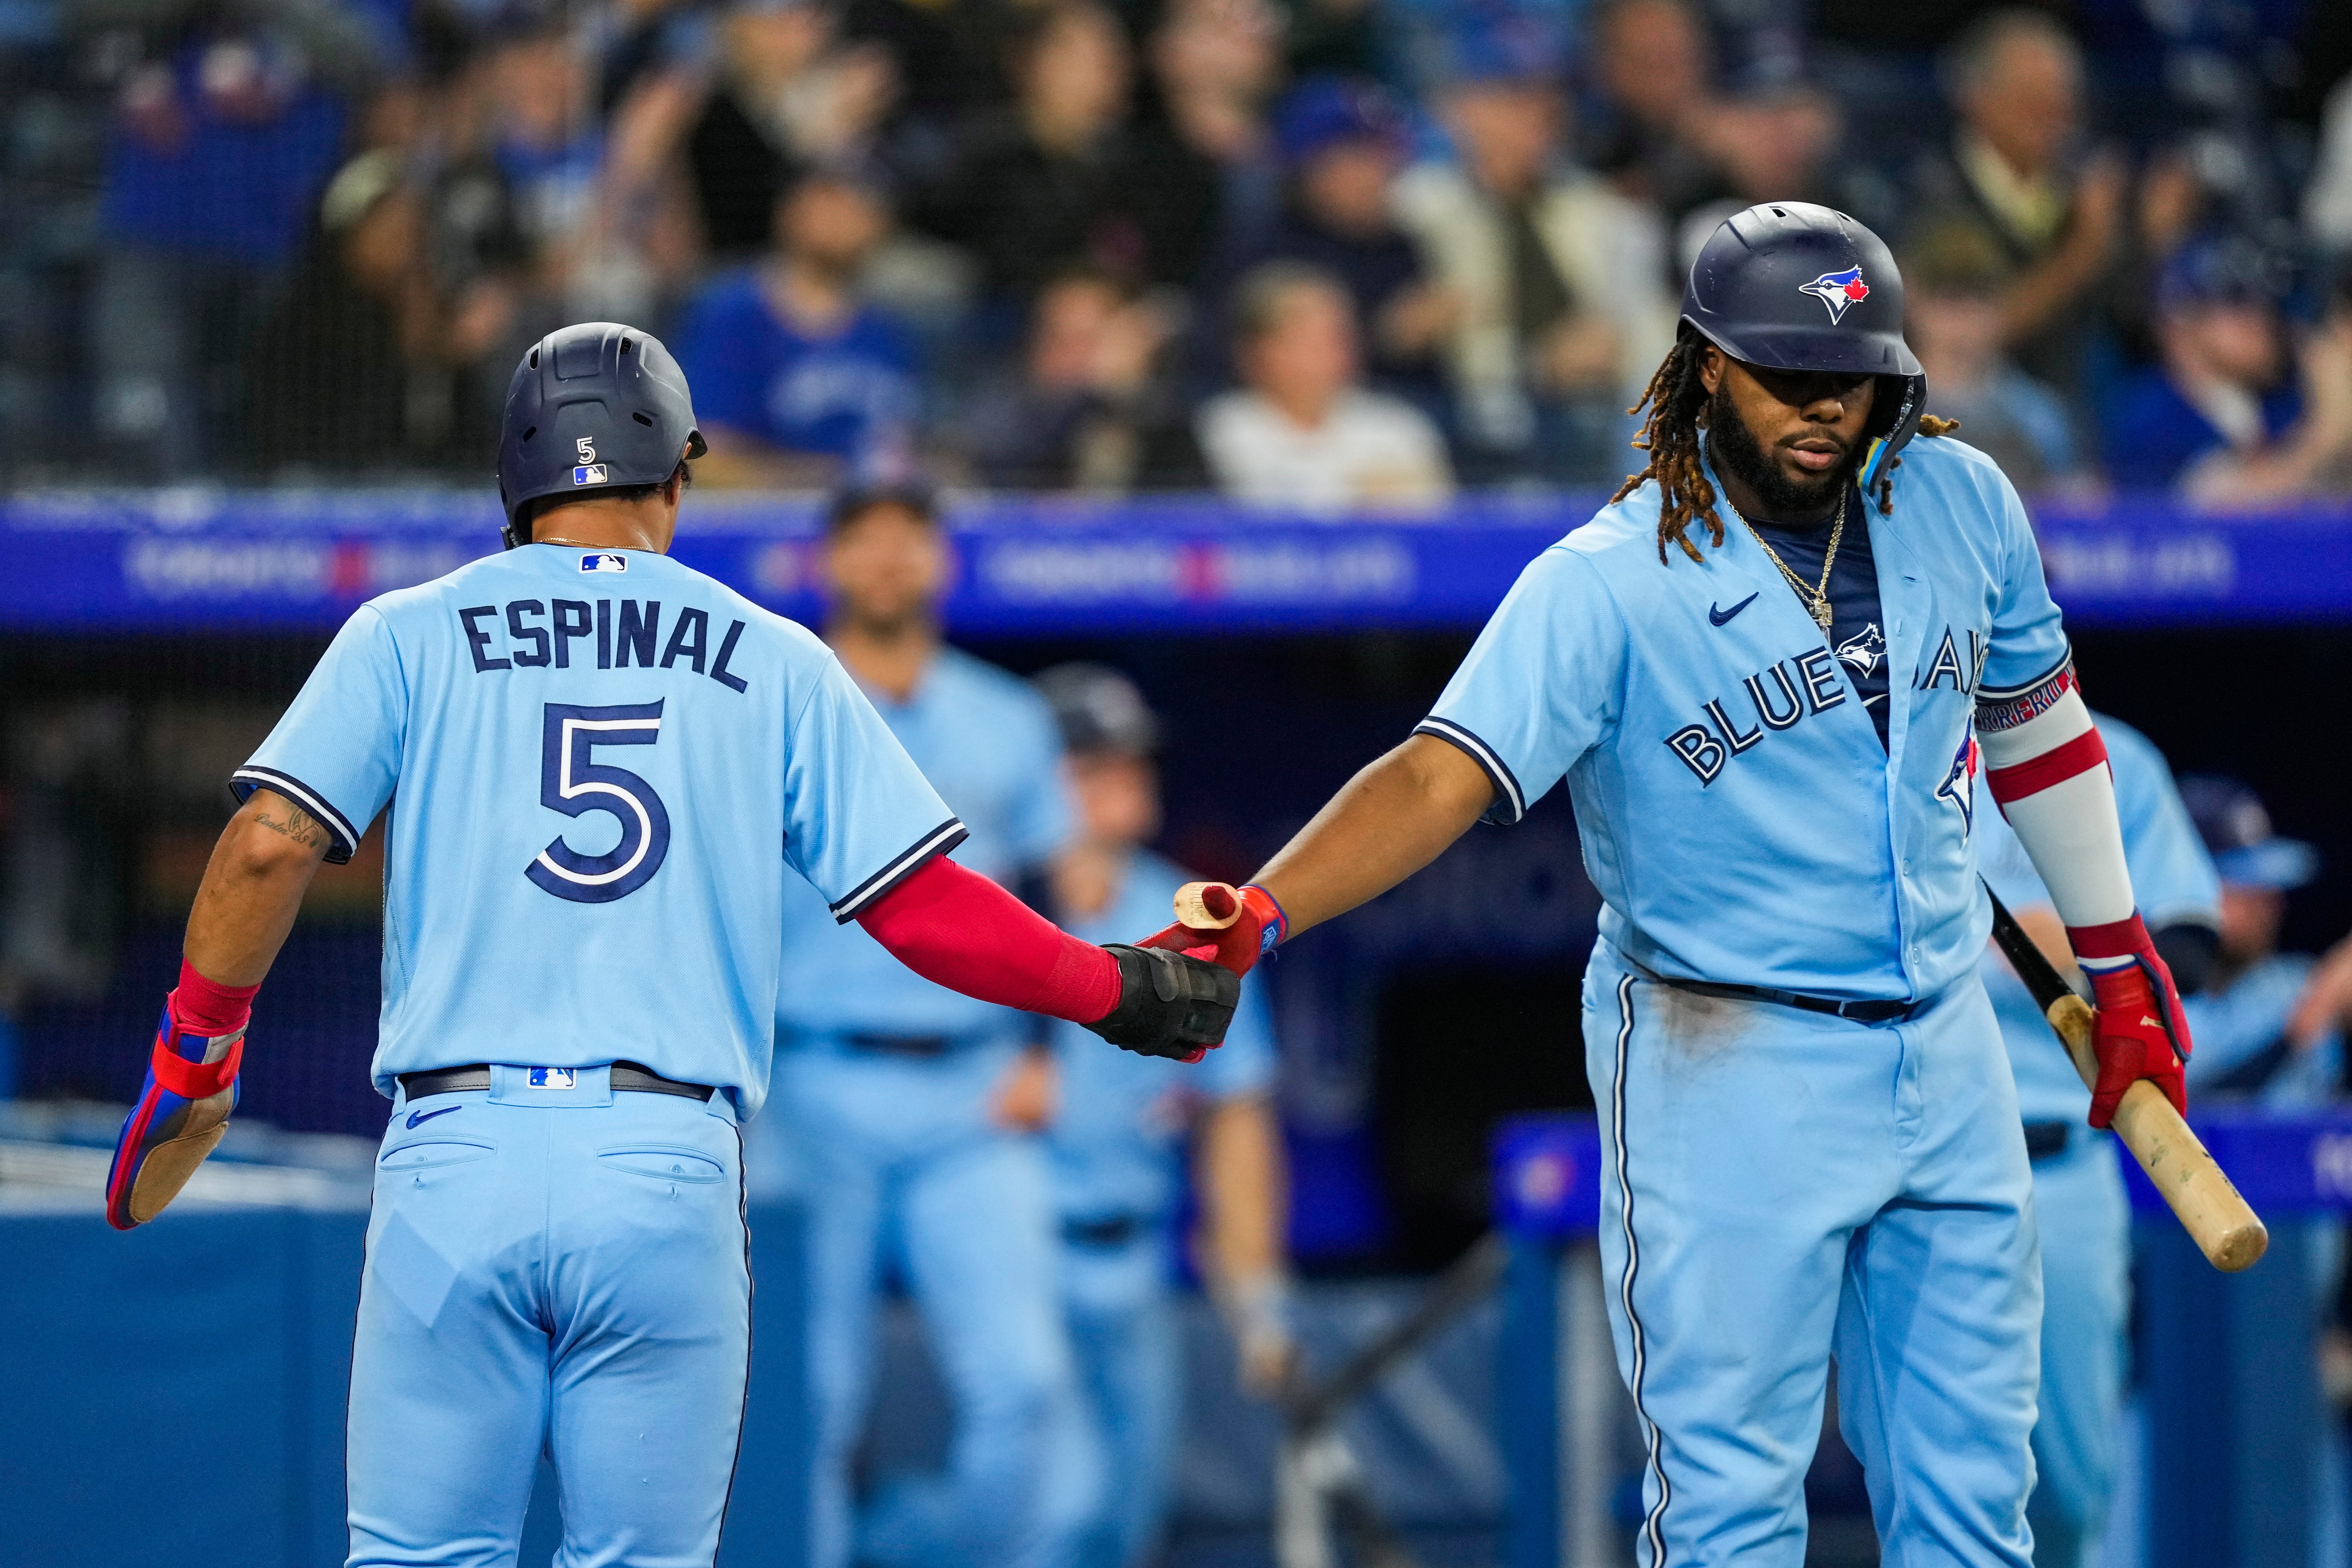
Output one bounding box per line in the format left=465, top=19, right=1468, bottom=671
left=175, top=959, right=260, bottom=1038
left=151, top=1031, right=244, bottom=1100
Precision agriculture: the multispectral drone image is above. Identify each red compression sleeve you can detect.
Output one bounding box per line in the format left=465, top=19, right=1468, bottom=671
left=857, top=856, right=1121, bottom=1024
left=175, top=959, right=260, bottom=1036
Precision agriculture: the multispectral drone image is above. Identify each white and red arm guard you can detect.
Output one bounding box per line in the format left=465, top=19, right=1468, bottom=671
left=1978, top=660, right=2191, bottom=1125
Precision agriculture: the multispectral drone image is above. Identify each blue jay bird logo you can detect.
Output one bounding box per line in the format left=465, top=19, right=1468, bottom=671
left=1800, top=266, right=1871, bottom=323
left=1935, top=731, right=1980, bottom=838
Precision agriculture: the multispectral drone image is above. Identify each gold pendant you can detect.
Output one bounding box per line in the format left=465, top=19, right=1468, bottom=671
left=1811, top=601, right=1833, bottom=630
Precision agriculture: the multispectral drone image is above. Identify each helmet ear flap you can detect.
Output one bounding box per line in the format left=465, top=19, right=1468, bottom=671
left=1857, top=374, right=1925, bottom=495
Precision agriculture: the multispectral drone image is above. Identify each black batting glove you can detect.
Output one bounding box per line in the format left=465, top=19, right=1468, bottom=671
left=1086, top=944, right=1240, bottom=1061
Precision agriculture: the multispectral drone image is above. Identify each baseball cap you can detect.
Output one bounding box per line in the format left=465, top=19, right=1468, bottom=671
left=2157, top=233, right=2288, bottom=312
left=2177, top=775, right=2317, bottom=890
left=1435, top=13, right=1562, bottom=87
left=1036, top=663, right=1160, bottom=756
left=1274, top=75, right=1408, bottom=166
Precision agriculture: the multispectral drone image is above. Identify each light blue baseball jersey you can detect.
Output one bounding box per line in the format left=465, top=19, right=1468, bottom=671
left=235, top=545, right=962, bottom=1116
left=1418, top=438, right=2070, bottom=1001
left=774, top=645, right=1073, bottom=1039
left=2181, top=955, right=2343, bottom=1109
left=1974, top=713, right=2222, bottom=1123
left=1047, top=849, right=1277, bottom=1225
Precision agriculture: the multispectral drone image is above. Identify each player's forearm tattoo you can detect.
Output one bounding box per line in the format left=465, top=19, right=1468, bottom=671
left=253, top=800, right=328, bottom=850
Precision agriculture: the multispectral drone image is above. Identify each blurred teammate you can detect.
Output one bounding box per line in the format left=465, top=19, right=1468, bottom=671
left=104, top=326, right=1237, bottom=1566
left=759, top=481, right=1093, bottom=1568
left=1034, top=663, right=1292, bottom=1568
left=1974, top=715, right=2220, bottom=1567
left=1144, top=204, right=2199, bottom=1564
left=2174, top=778, right=2345, bottom=1104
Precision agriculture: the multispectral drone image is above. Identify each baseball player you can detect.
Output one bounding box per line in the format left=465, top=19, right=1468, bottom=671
left=102, top=323, right=1238, bottom=1568
left=1033, top=663, right=1291, bottom=1568
left=1973, top=715, right=2221, bottom=1568
left=758, top=481, right=1100, bottom=1568
left=2172, top=777, right=2343, bottom=1107
left=1146, top=204, right=2198, bottom=1565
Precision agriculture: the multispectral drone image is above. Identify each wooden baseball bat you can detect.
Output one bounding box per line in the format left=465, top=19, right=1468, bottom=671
left=1984, top=883, right=2267, bottom=1273
left=1173, top=881, right=1243, bottom=932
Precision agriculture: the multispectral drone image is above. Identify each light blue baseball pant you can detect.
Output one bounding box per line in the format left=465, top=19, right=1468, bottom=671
left=2023, top=1134, right=2130, bottom=1568
left=347, top=1067, right=750, bottom=1568
left=1583, top=945, right=2041, bottom=1568
left=1061, top=1235, right=1180, bottom=1568
left=763, top=1035, right=1091, bottom=1568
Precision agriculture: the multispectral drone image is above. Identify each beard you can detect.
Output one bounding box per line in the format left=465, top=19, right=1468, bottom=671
left=1705, top=382, right=1856, bottom=520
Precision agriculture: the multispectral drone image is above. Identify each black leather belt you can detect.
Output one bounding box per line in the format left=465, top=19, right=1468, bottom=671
left=1063, top=1214, right=1150, bottom=1248
left=2023, top=1121, right=2071, bottom=1162
left=1646, top=973, right=1924, bottom=1025
left=843, top=1033, right=953, bottom=1059
left=398, top=1061, right=714, bottom=1102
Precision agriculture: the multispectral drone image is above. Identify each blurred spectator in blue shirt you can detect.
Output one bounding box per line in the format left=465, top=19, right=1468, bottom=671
left=78, top=0, right=400, bottom=475
left=2175, top=777, right=2344, bottom=1108
left=1211, top=75, right=1456, bottom=409
left=1905, top=223, right=2090, bottom=495
left=2101, top=235, right=2352, bottom=499
left=678, top=166, right=918, bottom=486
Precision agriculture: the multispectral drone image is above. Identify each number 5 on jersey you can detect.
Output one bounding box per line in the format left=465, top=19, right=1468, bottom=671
left=528, top=701, right=671, bottom=903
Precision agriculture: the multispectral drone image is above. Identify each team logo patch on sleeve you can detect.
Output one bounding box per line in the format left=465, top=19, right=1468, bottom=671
left=1800, top=267, right=1870, bottom=323
left=580, top=552, right=628, bottom=573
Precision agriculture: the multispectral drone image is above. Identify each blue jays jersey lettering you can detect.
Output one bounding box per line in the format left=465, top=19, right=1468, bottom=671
left=1977, top=715, right=2221, bottom=1123
left=1048, top=850, right=1276, bottom=1226
left=234, top=545, right=960, bottom=1115
left=1418, top=438, right=2069, bottom=1001
left=775, top=646, right=1073, bottom=1039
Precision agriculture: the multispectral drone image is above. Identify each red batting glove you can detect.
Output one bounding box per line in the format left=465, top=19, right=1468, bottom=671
left=1139, top=883, right=1286, bottom=978
left=2069, top=914, right=2192, bottom=1130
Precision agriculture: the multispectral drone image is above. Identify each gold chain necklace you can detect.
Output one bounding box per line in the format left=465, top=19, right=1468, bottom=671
left=1730, top=488, right=1847, bottom=631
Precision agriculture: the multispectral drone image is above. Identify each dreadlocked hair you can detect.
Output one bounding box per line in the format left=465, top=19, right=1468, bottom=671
left=1611, top=332, right=1719, bottom=565
left=1611, top=332, right=1966, bottom=562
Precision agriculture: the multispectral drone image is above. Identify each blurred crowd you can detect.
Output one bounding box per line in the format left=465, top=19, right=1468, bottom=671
left=8, top=0, right=2352, bottom=505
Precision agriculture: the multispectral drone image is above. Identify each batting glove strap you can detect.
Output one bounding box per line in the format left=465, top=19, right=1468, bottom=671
left=1086, top=944, right=1241, bottom=1062
left=2069, top=913, right=2192, bottom=1129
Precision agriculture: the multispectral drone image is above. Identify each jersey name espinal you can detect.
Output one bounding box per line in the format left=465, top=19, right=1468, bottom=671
left=458, top=598, right=753, bottom=692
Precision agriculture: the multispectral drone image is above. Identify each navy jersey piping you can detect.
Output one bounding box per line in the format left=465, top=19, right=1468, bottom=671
left=230, top=767, right=362, bottom=864
left=1414, top=718, right=1526, bottom=823
left=827, top=818, right=970, bottom=923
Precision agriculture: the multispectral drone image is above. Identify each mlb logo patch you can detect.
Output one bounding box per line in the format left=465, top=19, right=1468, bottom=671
left=527, top=1067, right=578, bottom=1090
left=573, top=464, right=609, bottom=486
left=580, top=552, right=628, bottom=574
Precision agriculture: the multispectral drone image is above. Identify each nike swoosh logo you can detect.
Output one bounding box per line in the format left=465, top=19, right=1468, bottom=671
left=1708, top=593, right=1759, bottom=626
left=406, top=1105, right=462, bottom=1129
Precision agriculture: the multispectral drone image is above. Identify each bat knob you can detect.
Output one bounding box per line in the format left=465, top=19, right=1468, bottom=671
left=1173, top=881, right=1242, bottom=931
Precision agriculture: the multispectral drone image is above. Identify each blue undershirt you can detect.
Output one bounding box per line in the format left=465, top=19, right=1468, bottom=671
left=1746, top=483, right=1891, bottom=751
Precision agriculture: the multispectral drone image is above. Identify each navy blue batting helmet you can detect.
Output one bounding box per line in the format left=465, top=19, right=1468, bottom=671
left=1681, top=202, right=1925, bottom=495
left=497, top=322, right=707, bottom=550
